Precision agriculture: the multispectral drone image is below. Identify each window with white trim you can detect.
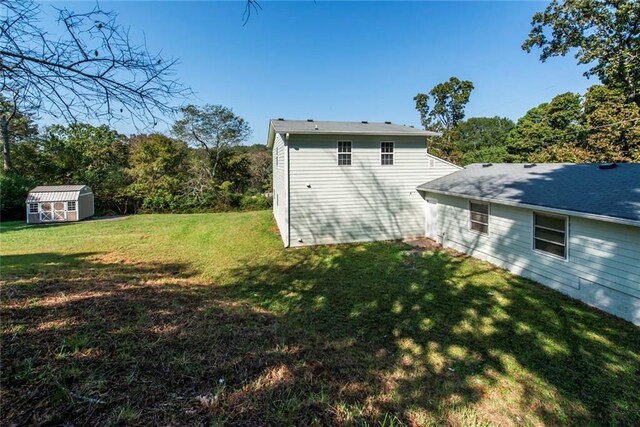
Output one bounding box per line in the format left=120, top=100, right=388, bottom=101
left=337, top=141, right=352, bottom=166
left=469, top=201, right=489, bottom=234
left=380, top=142, right=394, bottom=165
left=67, top=201, right=77, bottom=211
left=275, top=147, right=279, bottom=167
left=533, top=212, right=567, bottom=259
left=28, top=203, right=38, bottom=213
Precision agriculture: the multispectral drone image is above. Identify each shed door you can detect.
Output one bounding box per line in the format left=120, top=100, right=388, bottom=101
left=425, top=198, right=438, bottom=240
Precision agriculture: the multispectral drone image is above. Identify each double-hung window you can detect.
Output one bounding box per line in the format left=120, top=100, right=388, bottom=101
left=469, top=201, right=489, bottom=234
left=337, top=141, right=352, bottom=166
left=28, top=203, right=38, bottom=213
left=380, top=142, right=394, bottom=165
left=533, top=212, right=567, bottom=259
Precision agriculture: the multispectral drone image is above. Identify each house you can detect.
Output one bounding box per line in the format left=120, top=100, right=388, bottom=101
left=267, top=119, right=461, bottom=247
left=417, top=162, right=640, bottom=325
left=26, top=185, right=94, bottom=224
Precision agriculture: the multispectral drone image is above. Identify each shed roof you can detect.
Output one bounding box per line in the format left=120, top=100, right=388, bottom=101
left=417, top=163, right=640, bottom=226
left=267, top=119, right=439, bottom=146
left=29, top=185, right=90, bottom=192
left=26, top=185, right=92, bottom=203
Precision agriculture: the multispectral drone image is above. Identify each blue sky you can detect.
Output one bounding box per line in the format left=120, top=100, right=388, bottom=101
left=44, top=1, right=593, bottom=144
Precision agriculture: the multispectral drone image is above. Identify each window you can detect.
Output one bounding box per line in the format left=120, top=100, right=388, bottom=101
left=67, top=201, right=77, bottom=211
left=337, top=141, right=352, bottom=165
left=469, top=201, right=489, bottom=234
left=28, top=203, right=38, bottom=213
left=275, top=147, right=279, bottom=167
left=533, top=212, right=567, bottom=259
left=380, top=142, right=394, bottom=165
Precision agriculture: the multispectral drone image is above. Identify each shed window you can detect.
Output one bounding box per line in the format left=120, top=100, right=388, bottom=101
left=28, top=203, right=38, bottom=213
left=67, top=201, right=77, bottom=211
left=533, top=212, right=567, bottom=259
left=381, top=142, right=394, bottom=165
left=337, top=141, right=352, bottom=166
left=469, top=201, right=489, bottom=234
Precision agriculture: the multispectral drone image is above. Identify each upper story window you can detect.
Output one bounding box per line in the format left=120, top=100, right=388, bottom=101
left=67, top=201, right=77, bottom=211
left=469, top=201, right=489, bottom=234
left=337, top=141, right=352, bottom=166
left=274, top=146, right=279, bottom=167
left=28, top=203, right=38, bottom=213
left=533, top=212, right=567, bottom=259
left=380, top=142, right=394, bottom=165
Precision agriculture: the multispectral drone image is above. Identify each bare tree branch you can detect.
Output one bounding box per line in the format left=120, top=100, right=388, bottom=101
left=1, top=0, right=189, bottom=169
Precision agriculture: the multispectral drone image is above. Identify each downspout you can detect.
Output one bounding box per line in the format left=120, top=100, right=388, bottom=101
left=284, top=133, right=291, bottom=248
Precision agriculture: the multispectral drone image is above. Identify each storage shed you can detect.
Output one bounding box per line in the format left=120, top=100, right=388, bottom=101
left=26, top=185, right=94, bottom=224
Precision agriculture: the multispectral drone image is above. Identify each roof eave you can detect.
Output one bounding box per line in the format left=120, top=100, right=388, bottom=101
left=416, top=187, right=640, bottom=228
left=272, top=130, right=440, bottom=137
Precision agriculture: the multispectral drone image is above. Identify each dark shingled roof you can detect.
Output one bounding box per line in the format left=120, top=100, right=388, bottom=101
left=270, top=119, right=439, bottom=136
left=417, top=163, right=640, bottom=224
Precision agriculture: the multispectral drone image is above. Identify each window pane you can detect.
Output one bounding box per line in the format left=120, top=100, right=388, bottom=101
left=338, top=141, right=351, bottom=153
left=338, top=153, right=351, bottom=165
left=535, top=213, right=565, bottom=231
left=470, top=202, right=489, bottom=215
left=470, top=212, right=488, bottom=224
left=470, top=221, right=488, bottom=234
left=381, top=142, right=394, bottom=153
left=534, top=227, right=564, bottom=244
left=381, top=154, right=393, bottom=165
left=535, top=239, right=566, bottom=258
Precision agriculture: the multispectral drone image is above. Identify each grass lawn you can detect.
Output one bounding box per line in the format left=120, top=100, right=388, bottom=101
left=1, top=211, right=639, bottom=426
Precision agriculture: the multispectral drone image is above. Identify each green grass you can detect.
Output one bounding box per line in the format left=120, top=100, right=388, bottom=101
left=1, top=211, right=639, bottom=426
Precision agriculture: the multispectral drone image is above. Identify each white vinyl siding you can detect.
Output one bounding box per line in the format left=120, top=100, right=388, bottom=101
left=272, top=133, right=289, bottom=246
left=431, top=193, right=640, bottom=325
left=287, top=134, right=460, bottom=246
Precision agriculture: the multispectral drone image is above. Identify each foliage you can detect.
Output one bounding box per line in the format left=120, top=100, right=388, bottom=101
left=427, top=117, right=515, bottom=165
left=506, top=92, right=585, bottom=162
left=38, top=124, right=131, bottom=214
left=127, top=134, right=190, bottom=212
left=0, top=0, right=184, bottom=170
left=523, top=0, right=640, bottom=105
left=1, top=212, right=639, bottom=425
left=172, top=104, right=252, bottom=181
left=0, top=171, right=34, bottom=220
left=414, top=77, right=474, bottom=132
left=583, top=85, right=640, bottom=162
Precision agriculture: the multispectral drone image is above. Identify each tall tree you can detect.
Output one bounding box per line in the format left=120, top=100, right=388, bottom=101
left=506, top=92, right=585, bottom=161
left=583, top=85, right=640, bottom=162
left=414, top=77, right=475, bottom=132
left=522, top=0, right=640, bottom=105
left=172, top=105, right=252, bottom=181
left=1, top=0, right=185, bottom=170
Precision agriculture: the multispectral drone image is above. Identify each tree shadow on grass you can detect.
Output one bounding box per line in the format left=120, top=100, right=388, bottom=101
left=1, top=245, right=639, bottom=426
left=217, top=243, right=640, bottom=425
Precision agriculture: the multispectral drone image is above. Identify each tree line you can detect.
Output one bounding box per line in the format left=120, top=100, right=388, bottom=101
left=0, top=104, right=271, bottom=220
left=414, top=0, right=639, bottom=165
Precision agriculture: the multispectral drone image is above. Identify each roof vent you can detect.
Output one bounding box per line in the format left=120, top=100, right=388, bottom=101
left=599, top=162, right=618, bottom=170
left=385, top=121, right=392, bottom=124
left=524, top=163, right=537, bottom=168
left=361, top=121, right=368, bottom=124
left=409, top=125, right=414, bottom=128
left=307, top=119, right=314, bottom=122
left=277, top=118, right=284, bottom=121
left=482, top=163, right=493, bottom=168
left=314, top=124, right=318, bottom=130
